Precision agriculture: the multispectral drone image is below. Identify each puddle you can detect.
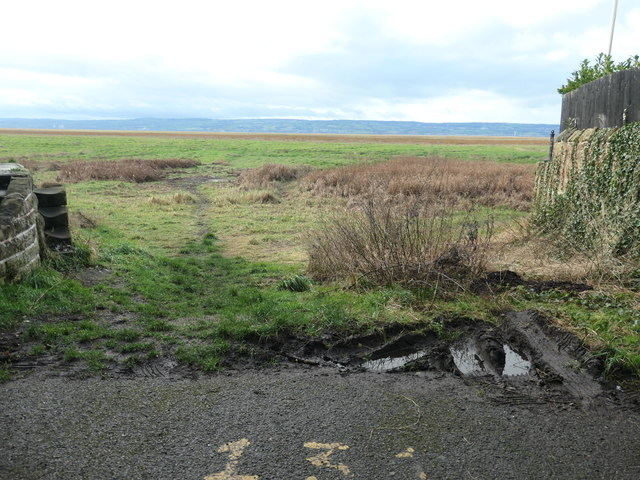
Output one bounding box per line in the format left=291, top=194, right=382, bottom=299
left=362, top=351, right=427, bottom=372
left=207, top=178, right=229, bottom=183
left=502, top=344, right=532, bottom=376
left=450, top=339, right=531, bottom=377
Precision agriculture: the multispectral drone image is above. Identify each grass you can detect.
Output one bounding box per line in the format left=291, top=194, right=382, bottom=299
left=55, top=158, right=200, bottom=183
left=301, top=156, right=535, bottom=211
left=0, top=131, right=637, bottom=377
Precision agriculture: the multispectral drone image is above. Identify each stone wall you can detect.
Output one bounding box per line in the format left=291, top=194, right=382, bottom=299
left=533, top=122, right=640, bottom=257
left=0, top=172, right=43, bottom=283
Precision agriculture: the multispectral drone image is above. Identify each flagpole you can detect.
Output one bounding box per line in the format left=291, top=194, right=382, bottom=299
left=607, top=0, right=619, bottom=56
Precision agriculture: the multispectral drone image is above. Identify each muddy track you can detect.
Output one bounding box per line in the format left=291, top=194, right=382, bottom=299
left=506, top=311, right=603, bottom=404
left=271, top=310, right=638, bottom=412
left=3, top=307, right=638, bottom=413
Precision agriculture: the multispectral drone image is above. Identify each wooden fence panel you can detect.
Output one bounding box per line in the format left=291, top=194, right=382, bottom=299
left=560, top=68, right=640, bottom=131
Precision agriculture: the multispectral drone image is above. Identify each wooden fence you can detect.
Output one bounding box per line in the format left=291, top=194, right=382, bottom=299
left=560, top=67, right=640, bottom=131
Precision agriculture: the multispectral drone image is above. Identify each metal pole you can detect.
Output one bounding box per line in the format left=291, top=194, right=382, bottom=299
left=547, top=130, right=555, bottom=162
left=607, top=0, right=619, bottom=56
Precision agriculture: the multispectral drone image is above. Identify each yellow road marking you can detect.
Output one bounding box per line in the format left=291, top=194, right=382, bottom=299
left=395, top=447, right=415, bottom=458
left=304, top=442, right=353, bottom=477
left=204, top=438, right=259, bottom=480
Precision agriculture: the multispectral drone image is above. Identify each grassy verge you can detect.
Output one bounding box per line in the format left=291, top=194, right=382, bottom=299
left=0, top=132, right=637, bottom=377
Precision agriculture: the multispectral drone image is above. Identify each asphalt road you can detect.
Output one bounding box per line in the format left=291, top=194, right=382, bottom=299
left=2, top=367, right=639, bottom=480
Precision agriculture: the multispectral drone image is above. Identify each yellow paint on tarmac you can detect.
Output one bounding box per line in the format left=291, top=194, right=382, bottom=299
left=395, top=447, right=415, bottom=458
left=304, top=442, right=353, bottom=477
left=204, top=438, right=259, bottom=480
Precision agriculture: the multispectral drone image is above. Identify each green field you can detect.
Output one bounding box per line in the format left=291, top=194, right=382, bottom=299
left=1, top=133, right=638, bottom=378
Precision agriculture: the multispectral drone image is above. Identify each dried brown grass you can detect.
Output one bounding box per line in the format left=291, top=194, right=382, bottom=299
left=239, top=163, right=313, bottom=189
left=17, top=160, right=62, bottom=172
left=57, top=158, right=200, bottom=183
left=301, top=156, right=535, bottom=210
left=212, top=189, right=280, bottom=205
left=148, top=192, right=199, bottom=205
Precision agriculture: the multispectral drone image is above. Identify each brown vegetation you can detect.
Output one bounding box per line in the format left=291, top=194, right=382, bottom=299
left=239, top=163, right=313, bottom=188
left=308, top=199, right=493, bottom=289
left=57, top=158, right=200, bottom=183
left=301, top=156, right=535, bottom=210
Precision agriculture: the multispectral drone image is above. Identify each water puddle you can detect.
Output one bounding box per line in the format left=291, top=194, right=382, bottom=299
left=450, top=339, right=531, bottom=377
left=362, top=351, right=427, bottom=372
left=359, top=335, right=532, bottom=376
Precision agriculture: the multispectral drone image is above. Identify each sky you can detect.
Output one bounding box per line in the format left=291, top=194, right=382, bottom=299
left=1, top=0, right=638, bottom=124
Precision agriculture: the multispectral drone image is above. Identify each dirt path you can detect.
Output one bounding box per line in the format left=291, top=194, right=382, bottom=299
left=165, top=174, right=228, bottom=240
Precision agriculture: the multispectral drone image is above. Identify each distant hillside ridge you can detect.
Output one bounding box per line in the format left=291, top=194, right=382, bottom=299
left=0, top=118, right=558, bottom=137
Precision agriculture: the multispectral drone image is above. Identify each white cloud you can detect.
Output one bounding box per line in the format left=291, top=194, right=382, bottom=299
left=0, top=0, right=631, bottom=123
left=346, top=90, right=559, bottom=124
left=369, top=0, right=602, bottom=46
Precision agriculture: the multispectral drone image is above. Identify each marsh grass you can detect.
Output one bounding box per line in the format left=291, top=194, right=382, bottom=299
left=1, top=133, right=637, bottom=376
left=301, top=156, right=535, bottom=210
left=239, top=163, right=313, bottom=188
left=58, top=158, right=200, bottom=183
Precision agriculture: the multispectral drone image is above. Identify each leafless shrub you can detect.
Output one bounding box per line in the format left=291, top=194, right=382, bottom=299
left=308, top=197, right=493, bottom=291
left=301, top=156, right=534, bottom=211
left=239, top=163, right=313, bottom=189
left=57, top=158, right=200, bottom=183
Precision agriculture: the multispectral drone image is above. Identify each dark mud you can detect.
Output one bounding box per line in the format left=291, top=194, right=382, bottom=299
left=3, top=308, right=638, bottom=412
left=2, top=288, right=638, bottom=413
left=472, top=270, right=592, bottom=295
left=271, top=311, right=639, bottom=413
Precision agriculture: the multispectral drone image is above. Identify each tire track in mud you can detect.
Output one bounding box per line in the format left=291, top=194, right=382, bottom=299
left=506, top=311, right=603, bottom=404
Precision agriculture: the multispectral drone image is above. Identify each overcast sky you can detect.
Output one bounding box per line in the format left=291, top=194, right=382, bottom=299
left=1, top=0, right=638, bottom=124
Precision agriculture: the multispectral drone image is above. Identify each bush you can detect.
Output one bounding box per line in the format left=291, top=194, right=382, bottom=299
left=558, top=53, right=640, bottom=94
left=307, top=198, right=493, bottom=291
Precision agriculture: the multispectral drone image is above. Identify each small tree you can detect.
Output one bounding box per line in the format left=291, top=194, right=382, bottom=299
left=558, top=53, right=640, bottom=94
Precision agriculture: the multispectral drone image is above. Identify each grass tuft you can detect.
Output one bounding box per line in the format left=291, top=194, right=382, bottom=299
left=239, top=163, right=313, bottom=188
left=278, top=275, right=312, bottom=292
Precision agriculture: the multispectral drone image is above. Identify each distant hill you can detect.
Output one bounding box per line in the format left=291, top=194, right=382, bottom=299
left=0, top=118, right=558, bottom=137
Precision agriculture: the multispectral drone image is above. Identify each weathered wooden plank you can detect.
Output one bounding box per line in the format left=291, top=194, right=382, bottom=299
left=560, top=68, right=640, bottom=131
